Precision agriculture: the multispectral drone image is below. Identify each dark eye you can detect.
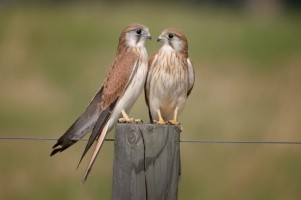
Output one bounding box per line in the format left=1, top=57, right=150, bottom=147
left=136, top=29, right=142, bottom=34
left=168, top=34, right=174, bottom=39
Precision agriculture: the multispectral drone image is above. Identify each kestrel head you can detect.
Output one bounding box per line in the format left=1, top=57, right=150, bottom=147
left=157, top=28, right=188, bottom=55
left=118, top=23, right=151, bottom=53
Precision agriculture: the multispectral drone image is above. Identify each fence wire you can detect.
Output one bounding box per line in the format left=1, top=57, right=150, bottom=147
left=0, top=136, right=301, bottom=145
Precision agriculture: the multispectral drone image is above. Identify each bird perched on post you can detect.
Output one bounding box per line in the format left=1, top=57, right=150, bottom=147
left=51, top=23, right=151, bottom=181
left=145, top=28, right=194, bottom=125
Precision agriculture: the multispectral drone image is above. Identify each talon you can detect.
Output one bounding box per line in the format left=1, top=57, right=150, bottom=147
left=118, top=118, right=126, bottom=123
left=153, top=109, right=166, bottom=124
left=128, top=118, right=135, bottom=123
left=118, top=117, right=142, bottom=124
left=168, top=107, right=180, bottom=125
left=119, top=110, right=136, bottom=123
left=168, top=120, right=180, bottom=125
left=135, top=119, right=143, bottom=123
left=119, top=117, right=135, bottom=123
left=154, top=119, right=166, bottom=125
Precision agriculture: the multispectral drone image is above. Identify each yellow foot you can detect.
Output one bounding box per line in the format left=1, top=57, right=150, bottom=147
left=153, top=109, right=166, bottom=125
left=153, top=119, right=166, bottom=125
left=167, top=120, right=182, bottom=131
left=167, top=119, right=180, bottom=125
left=118, top=110, right=143, bottom=123
left=118, top=117, right=134, bottom=123
left=118, top=118, right=143, bottom=123
left=168, top=107, right=180, bottom=125
left=134, top=119, right=143, bottom=123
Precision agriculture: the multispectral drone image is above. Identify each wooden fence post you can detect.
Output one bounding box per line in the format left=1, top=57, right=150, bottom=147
left=112, top=123, right=181, bottom=200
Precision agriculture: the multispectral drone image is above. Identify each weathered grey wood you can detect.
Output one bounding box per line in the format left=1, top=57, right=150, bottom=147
left=112, top=123, right=181, bottom=200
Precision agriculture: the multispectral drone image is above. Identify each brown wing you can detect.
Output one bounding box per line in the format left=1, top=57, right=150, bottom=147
left=51, top=51, right=139, bottom=158
left=101, top=50, right=138, bottom=110
left=77, top=50, right=139, bottom=166
left=187, top=58, right=195, bottom=96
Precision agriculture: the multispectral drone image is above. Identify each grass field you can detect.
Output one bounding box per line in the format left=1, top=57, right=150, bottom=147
left=0, top=3, right=301, bottom=200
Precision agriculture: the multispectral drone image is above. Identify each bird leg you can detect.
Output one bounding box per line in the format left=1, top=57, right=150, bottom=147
left=168, top=107, right=180, bottom=125
left=153, top=109, right=166, bottom=125
left=118, top=110, right=142, bottom=123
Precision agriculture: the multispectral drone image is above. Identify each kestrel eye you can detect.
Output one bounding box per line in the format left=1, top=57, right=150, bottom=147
left=168, top=34, right=174, bottom=39
left=136, top=29, right=142, bottom=35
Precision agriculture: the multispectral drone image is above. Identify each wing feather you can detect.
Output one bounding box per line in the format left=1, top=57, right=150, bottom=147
left=101, top=51, right=138, bottom=109
left=50, top=87, right=104, bottom=156
left=187, top=58, right=195, bottom=96
left=81, top=52, right=140, bottom=180
left=77, top=99, right=117, bottom=167
left=51, top=50, right=138, bottom=158
left=78, top=57, right=138, bottom=167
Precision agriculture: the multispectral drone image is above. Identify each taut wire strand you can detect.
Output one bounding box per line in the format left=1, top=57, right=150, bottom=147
left=0, top=137, right=301, bottom=144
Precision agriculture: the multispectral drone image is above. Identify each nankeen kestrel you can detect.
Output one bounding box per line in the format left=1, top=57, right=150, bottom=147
left=51, top=23, right=151, bottom=181
left=145, top=28, right=194, bottom=125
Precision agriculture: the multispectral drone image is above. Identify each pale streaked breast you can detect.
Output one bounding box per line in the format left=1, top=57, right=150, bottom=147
left=148, top=50, right=189, bottom=120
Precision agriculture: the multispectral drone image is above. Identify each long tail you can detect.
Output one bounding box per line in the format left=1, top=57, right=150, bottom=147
left=82, top=122, right=110, bottom=182
left=50, top=87, right=104, bottom=156
left=77, top=100, right=117, bottom=168
left=78, top=99, right=117, bottom=181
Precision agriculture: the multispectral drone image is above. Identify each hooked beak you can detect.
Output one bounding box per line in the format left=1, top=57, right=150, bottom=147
left=157, top=35, right=164, bottom=42
left=145, top=32, right=152, bottom=40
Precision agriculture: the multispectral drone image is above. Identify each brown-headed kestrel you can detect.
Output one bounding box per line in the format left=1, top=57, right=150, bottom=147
left=145, top=28, right=194, bottom=125
left=51, top=23, right=151, bottom=181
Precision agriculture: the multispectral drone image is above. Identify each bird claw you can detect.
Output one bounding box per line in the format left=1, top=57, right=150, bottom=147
left=153, top=120, right=166, bottom=125
left=118, top=117, right=134, bottom=123
left=167, top=120, right=183, bottom=131
left=134, top=119, right=143, bottom=123
left=167, top=120, right=180, bottom=125
left=118, top=118, right=143, bottom=123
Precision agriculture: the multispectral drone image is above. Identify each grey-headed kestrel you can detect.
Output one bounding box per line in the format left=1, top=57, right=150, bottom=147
left=145, top=28, right=194, bottom=125
left=51, top=23, right=151, bottom=181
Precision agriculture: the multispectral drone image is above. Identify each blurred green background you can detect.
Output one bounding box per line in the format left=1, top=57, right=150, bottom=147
left=0, top=1, right=301, bottom=199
